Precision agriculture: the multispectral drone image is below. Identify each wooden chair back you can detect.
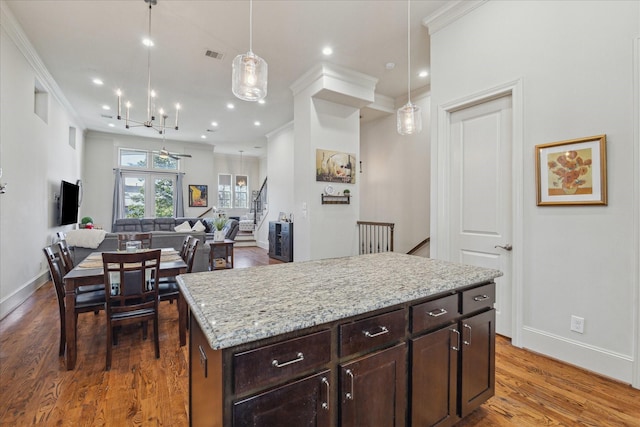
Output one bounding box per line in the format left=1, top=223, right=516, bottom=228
left=117, top=232, right=152, bottom=250
left=43, top=246, right=67, bottom=356
left=57, top=240, right=74, bottom=274
left=184, top=238, right=200, bottom=273
left=101, top=249, right=161, bottom=370
left=179, top=235, right=193, bottom=260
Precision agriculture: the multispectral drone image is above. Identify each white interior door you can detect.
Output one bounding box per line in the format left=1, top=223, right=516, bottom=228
left=450, top=95, right=513, bottom=337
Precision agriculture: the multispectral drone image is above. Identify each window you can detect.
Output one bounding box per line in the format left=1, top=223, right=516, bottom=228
left=118, top=148, right=178, bottom=218
left=123, top=173, right=175, bottom=218
left=235, top=175, right=248, bottom=208
left=218, top=174, right=232, bottom=209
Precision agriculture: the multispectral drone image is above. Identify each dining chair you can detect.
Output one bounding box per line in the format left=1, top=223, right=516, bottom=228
left=43, top=246, right=106, bottom=357
left=159, top=238, right=199, bottom=305
left=57, top=241, right=105, bottom=294
left=101, top=249, right=161, bottom=371
left=158, top=235, right=192, bottom=287
left=117, top=232, right=152, bottom=251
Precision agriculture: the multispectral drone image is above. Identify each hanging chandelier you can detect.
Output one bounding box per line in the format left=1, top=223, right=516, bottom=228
left=116, top=0, right=181, bottom=134
left=397, top=0, right=422, bottom=136
left=232, top=0, right=268, bottom=102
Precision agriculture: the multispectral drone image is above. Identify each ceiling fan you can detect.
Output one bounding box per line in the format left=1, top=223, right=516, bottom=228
left=153, top=147, right=192, bottom=160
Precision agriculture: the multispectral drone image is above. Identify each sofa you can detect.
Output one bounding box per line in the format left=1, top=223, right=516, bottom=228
left=69, top=218, right=240, bottom=272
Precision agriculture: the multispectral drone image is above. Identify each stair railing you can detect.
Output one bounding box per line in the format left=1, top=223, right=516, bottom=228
left=253, top=177, right=268, bottom=225
left=357, top=221, right=394, bottom=254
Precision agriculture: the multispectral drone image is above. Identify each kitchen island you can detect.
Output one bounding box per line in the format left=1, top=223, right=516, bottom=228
left=178, top=252, right=502, bottom=427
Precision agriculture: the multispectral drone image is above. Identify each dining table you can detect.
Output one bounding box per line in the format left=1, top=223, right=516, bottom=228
left=62, top=248, right=188, bottom=370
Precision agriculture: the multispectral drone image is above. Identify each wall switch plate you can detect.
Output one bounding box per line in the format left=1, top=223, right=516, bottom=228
left=570, top=315, right=585, bottom=333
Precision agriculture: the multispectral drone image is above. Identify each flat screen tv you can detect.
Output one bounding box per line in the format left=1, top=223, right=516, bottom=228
left=59, top=180, right=80, bottom=226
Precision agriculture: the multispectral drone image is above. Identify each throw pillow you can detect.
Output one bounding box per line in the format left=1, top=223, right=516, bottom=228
left=174, top=221, right=192, bottom=232
left=192, top=220, right=206, bottom=232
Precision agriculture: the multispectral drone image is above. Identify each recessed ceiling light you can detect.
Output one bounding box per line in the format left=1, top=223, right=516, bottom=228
left=108, top=123, right=115, bottom=127
left=211, top=121, right=218, bottom=127
left=102, top=105, right=111, bottom=110
left=200, top=135, right=207, bottom=139
left=258, top=99, right=265, bottom=105
left=142, top=38, right=154, bottom=47
left=418, top=70, right=429, bottom=78
left=92, top=78, right=104, bottom=86
left=227, top=103, right=235, bottom=110
left=322, top=46, right=333, bottom=56
left=254, top=121, right=261, bottom=126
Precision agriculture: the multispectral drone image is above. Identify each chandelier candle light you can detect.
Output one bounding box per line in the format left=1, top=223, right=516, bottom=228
left=232, top=0, right=268, bottom=102
left=397, top=0, right=422, bottom=135
left=116, top=0, right=181, bottom=134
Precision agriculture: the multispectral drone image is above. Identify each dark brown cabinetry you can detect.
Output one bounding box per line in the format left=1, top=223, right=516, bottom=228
left=410, top=283, right=496, bottom=427
left=188, top=281, right=496, bottom=427
left=340, top=343, right=407, bottom=427
left=268, top=221, right=293, bottom=262
left=233, top=371, right=331, bottom=427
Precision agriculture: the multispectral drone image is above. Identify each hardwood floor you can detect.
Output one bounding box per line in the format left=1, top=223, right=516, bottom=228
left=1, top=247, right=639, bottom=426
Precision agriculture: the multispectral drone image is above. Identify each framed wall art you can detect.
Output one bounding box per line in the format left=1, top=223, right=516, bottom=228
left=189, top=184, right=208, bottom=207
left=535, top=134, right=607, bottom=206
left=316, top=149, right=356, bottom=184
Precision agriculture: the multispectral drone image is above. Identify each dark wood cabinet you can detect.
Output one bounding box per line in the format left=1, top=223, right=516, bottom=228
left=459, top=309, right=495, bottom=417
left=233, top=371, right=331, bottom=427
left=268, top=222, right=293, bottom=262
left=188, top=281, right=496, bottom=427
left=340, top=343, right=407, bottom=427
left=411, top=327, right=459, bottom=427
left=410, top=284, right=496, bottom=427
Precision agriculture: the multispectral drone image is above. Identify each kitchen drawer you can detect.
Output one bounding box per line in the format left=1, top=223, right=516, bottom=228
left=461, top=282, right=495, bottom=315
left=411, top=293, right=459, bottom=333
left=234, top=329, right=331, bottom=395
left=339, top=309, right=405, bottom=357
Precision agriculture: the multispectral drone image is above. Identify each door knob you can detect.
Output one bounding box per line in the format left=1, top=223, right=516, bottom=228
left=494, top=244, right=512, bottom=251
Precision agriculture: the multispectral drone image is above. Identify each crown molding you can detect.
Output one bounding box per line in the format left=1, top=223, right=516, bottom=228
left=422, top=0, right=488, bottom=35
left=0, top=1, right=84, bottom=129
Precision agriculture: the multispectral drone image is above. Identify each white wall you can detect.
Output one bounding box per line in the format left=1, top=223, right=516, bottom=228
left=360, top=91, right=431, bottom=254
left=429, top=0, right=639, bottom=384
left=83, top=131, right=260, bottom=230
left=261, top=123, right=295, bottom=248
left=0, top=6, right=84, bottom=318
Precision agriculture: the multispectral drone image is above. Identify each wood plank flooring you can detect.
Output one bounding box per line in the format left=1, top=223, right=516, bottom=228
left=1, top=247, right=639, bottom=426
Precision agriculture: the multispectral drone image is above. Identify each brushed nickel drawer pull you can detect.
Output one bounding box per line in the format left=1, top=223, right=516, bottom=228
left=451, top=329, right=460, bottom=351
left=363, top=326, right=389, bottom=338
left=427, top=308, right=448, bottom=317
left=473, top=294, right=490, bottom=302
left=321, top=377, right=330, bottom=410
left=463, top=324, right=472, bottom=346
left=345, top=369, right=354, bottom=400
left=272, top=352, right=304, bottom=368
left=198, top=345, right=208, bottom=378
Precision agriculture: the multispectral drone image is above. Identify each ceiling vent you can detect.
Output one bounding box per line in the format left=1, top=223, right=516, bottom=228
left=205, top=50, right=225, bottom=60
left=206, top=128, right=217, bottom=133
left=101, top=114, right=113, bottom=119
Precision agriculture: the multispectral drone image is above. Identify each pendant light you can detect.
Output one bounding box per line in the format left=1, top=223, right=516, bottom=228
left=397, top=0, right=422, bottom=135
left=232, top=0, right=268, bottom=102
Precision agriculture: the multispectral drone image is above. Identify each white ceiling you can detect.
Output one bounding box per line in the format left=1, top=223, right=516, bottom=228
left=5, top=0, right=448, bottom=156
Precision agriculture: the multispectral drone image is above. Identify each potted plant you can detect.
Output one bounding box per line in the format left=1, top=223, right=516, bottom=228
left=343, top=189, right=351, bottom=197
left=80, top=216, right=94, bottom=229
left=213, top=217, right=227, bottom=241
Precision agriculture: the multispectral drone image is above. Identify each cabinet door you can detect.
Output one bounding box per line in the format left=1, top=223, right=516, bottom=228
left=281, top=223, right=292, bottom=261
left=459, top=309, right=495, bottom=417
left=411, top=327, right=459, bottom=427
left=340, top=343, right=407, bottom=427
left=268, top=222, right=275, bottom=256
left=233, top=370, right=331, bottom=427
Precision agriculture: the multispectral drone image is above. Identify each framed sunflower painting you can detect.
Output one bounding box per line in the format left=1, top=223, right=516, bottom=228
left=535, top=134, right=607, bottom=206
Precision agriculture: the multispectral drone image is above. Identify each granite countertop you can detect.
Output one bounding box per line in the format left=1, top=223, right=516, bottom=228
left=177, top=252, right=502, bottom=350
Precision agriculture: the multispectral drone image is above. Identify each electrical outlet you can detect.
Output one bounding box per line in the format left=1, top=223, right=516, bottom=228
left=570, top=315, right=585, bottom=334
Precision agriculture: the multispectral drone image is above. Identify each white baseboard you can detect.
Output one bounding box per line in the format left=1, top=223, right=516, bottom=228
left=256, top=240, right=269, bottom=250
left=521, top=326, right=634, bottom=385
left=0, top=271, right=50, bottom=320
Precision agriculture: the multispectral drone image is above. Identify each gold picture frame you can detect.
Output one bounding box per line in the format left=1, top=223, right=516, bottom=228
left=535, top=134, right=607, bottom=206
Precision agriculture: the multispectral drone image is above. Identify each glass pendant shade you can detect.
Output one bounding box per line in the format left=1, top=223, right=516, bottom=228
left=397, top=101, right=422, bottom=135
left=232, top=51, right=268, bottom=101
